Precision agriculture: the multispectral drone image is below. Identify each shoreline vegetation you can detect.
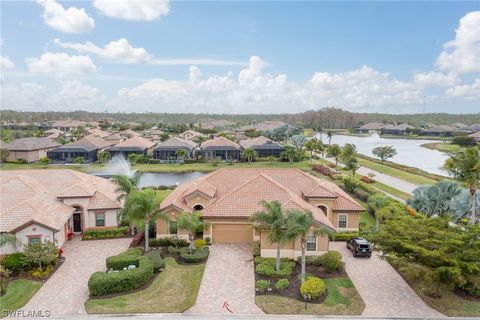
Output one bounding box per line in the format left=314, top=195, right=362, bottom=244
left=421, top=142, right=463, bottom=153
left=333, top=131, right=449, bottom=141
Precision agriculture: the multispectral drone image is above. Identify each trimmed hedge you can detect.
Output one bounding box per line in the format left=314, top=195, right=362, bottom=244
left=255, top=257, right=295, bottom=278
left=144, top=250, right=164, bottom=272
left=180, top=247, right=209, bottom=263
left=330, top=232, right=359, bottom=241
left=149, top=237, right=188, bottom=248
left=168, top=246, right=180, bottom=255
left=88, top=248, right=154, bottom=296
left=106, top=247, right=143, bottom=270
left=1, top=252, right=28, bottom=272
left=83, top=227, right=128, bottom=240
left=300, top=276, right=326, bottom=300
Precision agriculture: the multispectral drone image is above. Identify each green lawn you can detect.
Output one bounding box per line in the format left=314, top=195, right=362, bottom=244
left=84, top=257, right=205, bottom=314
left=356, top=157, right=436, bottom=186
left=154, top=190, right=172, bottom=202
left=0, top=280, right=42, bottom=316
left=255, top=277, right=365, bottom=315
left=360, top=211, right=376, bottom=232
left=371, top=181, right=411, bottom=201
left=421, top=142, right=463, bottom=154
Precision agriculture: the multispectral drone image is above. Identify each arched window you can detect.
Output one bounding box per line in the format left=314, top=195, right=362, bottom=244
left=193, top=204, right=204, bottom=211
left=317, top=205, right=328, bottom=217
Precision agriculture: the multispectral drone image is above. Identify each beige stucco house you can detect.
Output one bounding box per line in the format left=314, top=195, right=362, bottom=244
left=2, top=137, right=61, bottom=163
left=157, top=168, right=363, bottom=259
left=0, top=170, right=121, bottom=255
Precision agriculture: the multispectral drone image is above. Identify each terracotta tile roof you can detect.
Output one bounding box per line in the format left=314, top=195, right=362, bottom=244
left=110, top=136, right=155, bottom=149
left=360, top=122, right=385, bottom=130
left=119, top=129, right=141, bottom=137
left=185, top=181, right=217, bottom=199
left=178, top=130, right=203, bottom=140
left=54, top=134, right=113, bottom=151
left=239, top=136, right=285, bottom=150
left=161, top=168, right=363, bottom=229
left=0, top=170, right=121, bottom=232
left=155, top=137, right=196, bottom=150
left=104, top=133, right=122, bottom=140
left=86, top=128, right=110, bottom=138
left=4, top=137, right=61, bottom=151
left=52, top=120, right=86, bottom=128
left=201, top=137, right=240, bottom=150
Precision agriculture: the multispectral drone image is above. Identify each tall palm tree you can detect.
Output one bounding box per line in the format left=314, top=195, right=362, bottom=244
left=250, top=201, right=288, bottom=272
left=242, top=148, right=257, bottom=163
left=367, top=194, right=389, bottom=230
left=122, top=188, right=168, bottom=252
left=345, top=156, right=360, bottom=177
left=111, top=172, right=143, bottom=201
left=326, top=130, right=333, bottom=145
left=443, top=147, right=480, bottom=224
left=282, top=147, right=298, bottom=163
left=99, top=150, right=111, bottom=164
left=177, top=212, right=211, bottom=253
left=304, top=140, right=316, bottom=162
left=315, top=139, right=325, bottom=159
left=284, top=210, right=330, bottom=283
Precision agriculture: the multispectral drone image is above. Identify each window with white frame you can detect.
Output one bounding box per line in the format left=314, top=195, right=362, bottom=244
left=306, top=235, right=316, bottom=251
left=338, top=214, right=348, bottom=228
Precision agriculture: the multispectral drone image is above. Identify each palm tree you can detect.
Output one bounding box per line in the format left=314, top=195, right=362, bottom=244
left=0, top=233, right=21, bottom=249
left=282, top=147, right=298, bottom=163
left=326, top=130, right=333, bottom=145
left=443, top=147, right=480, bottom=224
left=284, top=210, right=330, bottom=283
left=304, top=140, right=316, bottom=162
left=99, top=150, right=111, bottom=164
left=367, top=194, right=389, bottom=230
left=243, top=148, right=257, bottom=163
left=175, top=149, right=188, bottom=160
left=111, top=171, right=143, bottom=202
left=121, top=188, right=167, bottom=252
left=250, top=201, right=288, bottom=272
left=176, top=212, right=211, bottom=253
left=326, top=144, right=341, bottom=168
left=345, top=156, right=360, bottom=177
left=315, top=139, right=325, bottom=159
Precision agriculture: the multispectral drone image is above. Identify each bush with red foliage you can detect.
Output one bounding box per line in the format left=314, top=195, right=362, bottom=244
left=312, top=164, right=337, bottom=177
left=360, top=176, right=376, bottom=184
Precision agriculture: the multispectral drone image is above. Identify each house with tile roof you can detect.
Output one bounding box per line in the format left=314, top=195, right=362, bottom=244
left=421, top=125, right=459, bottom=137
left=178, top=129, right=203, bottom=141
left=157, top=168, right=363, bottom=258
left=0, top=170, right=121, bottom=254
left=354, top=122, right=385, bottom=133
left=239, top=136, right=285, bottom=158
left=51, top=120, right=87, bottom=132
left=108, top=136, right=155, bottom=158
left=200, top=137, right=241, bottom=161
left=119, top=128, right=141, bottom=139
left=2, top=137, right=61, bottom=163
left=85, top=128, right=110, bottom=138
left=104, top=133, right=124, bottom=145
left=153, top=137, right=197, bottom=160
left=469, top=131, right=480, bottom=142
left=379, top=124, right=415, bottom=135
left=47, top=134, right=114, bottom=163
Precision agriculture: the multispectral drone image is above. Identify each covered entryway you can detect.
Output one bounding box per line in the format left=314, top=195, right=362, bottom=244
left=212, top=223, right=253, bottom=244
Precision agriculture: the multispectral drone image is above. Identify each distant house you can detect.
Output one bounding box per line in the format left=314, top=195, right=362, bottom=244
left=463, top=123, right=480, bottom=133
left=47, top=135, right=114, bottom=163
left=144, top=130, right=165, bottom=143
left=104, top=133, right=123, bottom=145
left=239, top=136, right=285, bottom=158
left=469, top=131, right=480, bottom=142
left=44, top=128, right=64, bottom=139
left=178, top=130, right=203, bottom=141
left=85, top=128, right=110, bottom=138
left=421, top=125, right=459, bottom=137
left=354, top=122, right=385, bottom=133
left=2, top=137, right=61, bottom=163
left=153, top=137, right=196, bottom=160
left=380, top=124, right=414, bottom=135
left=199, top=120, right=236, bottom=130
left=451, top=122, right=468, bottom=129
left=108, top=136, right=155, bottom=158
left=51, top=120, right=87, bottom=132
left=119, top=129, right=141, bottom=139
left=201, top=137, right=241, bottom=160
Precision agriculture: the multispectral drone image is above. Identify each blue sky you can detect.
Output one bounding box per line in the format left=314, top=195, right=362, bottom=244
left=1, top=1, right=479, bottom=114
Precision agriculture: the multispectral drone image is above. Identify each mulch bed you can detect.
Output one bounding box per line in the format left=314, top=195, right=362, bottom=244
left=254, top=261, right=346, bottom=304
left=10, top=257, right=65, bottom=283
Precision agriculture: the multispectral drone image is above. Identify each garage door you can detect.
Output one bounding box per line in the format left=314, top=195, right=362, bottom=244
left=212, top=224, right=253, bottom=244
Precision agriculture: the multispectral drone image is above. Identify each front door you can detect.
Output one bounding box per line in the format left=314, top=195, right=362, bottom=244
left=73, top=212, right=82, bottom=232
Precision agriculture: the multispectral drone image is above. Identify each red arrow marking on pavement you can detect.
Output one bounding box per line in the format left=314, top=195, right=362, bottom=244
left=223, top=300, right=233, bottom=313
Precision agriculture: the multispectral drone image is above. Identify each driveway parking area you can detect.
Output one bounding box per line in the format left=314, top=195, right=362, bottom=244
left=330, top=242, right=444, bottom=317
left=22, top=237, right=131, bottom=317
left=186, top=244, right=263, bottom=315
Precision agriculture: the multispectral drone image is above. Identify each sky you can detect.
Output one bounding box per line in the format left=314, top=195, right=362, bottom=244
left=0, top=0, right=479, bottom=114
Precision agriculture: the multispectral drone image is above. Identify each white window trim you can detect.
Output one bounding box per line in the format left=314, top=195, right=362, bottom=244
left=306, top=235, right=316, bottom=251
left=338, top=214, right=348, bottom=229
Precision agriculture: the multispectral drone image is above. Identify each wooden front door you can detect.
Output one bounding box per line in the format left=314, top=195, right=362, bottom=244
left=73, top=212, right=82, bottom=232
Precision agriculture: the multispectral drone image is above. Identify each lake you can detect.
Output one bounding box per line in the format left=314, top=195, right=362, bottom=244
left=95, top=171, right=206, bottom=187
left=317, top=133, right=449, bottom=175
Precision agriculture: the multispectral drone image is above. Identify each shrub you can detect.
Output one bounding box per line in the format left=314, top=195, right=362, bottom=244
left=28, top=265, right=54, bottom=279
left=361, top=176, right=375, bottom=184
left=168, top=246, right=180, bottom=255
left=88, top=249, right=154, bottom=296
left=106, top=247, right=143, bottom=270
left=354, top=189, right=370, bottom=201
left=194, top=239, right=206, bottom=251
left=144, top=250, right=164, bottom=272
left=319, top=251, right=342, bottom=273
left=1, top=252, right=28, bottom=272
left=275, top=278, right=289, bottom=291
left=0, top=266, right=10, bottom=295
left=149, top=237, right=188, bottom=248
left=330, top=232, right=359, bottom=241
left=180, top=247, right=209, bottom=263
left=256, top=280, right=269, bottom=292
left=300, top=277, right=326, bottom=300
left=24, top=242, right=57, bottom=269
left=305, top=255, right=322, bottom=266
left=255, top=258, right=295, bottom=278
left=83, top=227, right=128, bottom=240
left=251, top=241, right=260, bottom=257
left=204, top=237, right=211, bottom=245
left=452, top=135, right=476, bottom=146
left=311, top=164, right=337, bottom=177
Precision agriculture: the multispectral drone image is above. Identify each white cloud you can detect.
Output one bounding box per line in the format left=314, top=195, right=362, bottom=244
left=446, top=79, right=480, bottom=100
left=37, top=0, right=94, bottom=34
left=189, top=66, right=201, bottom=82
left=26, top=52, right=97, bottom=76
left=413, top=71, right=458, bottom=87
left=1, top=56, right=15, bottom=69
left=436, top=11, right=480, bottom=74
left=93, top=0, right=170, bottom=21
left=54, top=38, right=152, bottom=64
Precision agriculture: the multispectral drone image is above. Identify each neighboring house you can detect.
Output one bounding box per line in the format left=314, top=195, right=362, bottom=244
left=201, top=137, right=241, bottom=160
left=153, top=137, right=196, bottom=160
left=47, top=135, right=114, bottom=163
left=157, top=168, right=363, bottom=258
left=463, top=123, right=480, bottom=133
left=199, top=120, right=236, bottom=130
left=119, top=129, right=141, bottom=139
left=108, top=136, right=155, bottom=158
left=178, top=130, right=203, bottom=141
left=239, top=121, right=287, bottom=132
left=144, top=130, right=164, bottom=143
left=239, top=136, right=285, bottom=158
left=421, top=125, right=459, bottom=137
left=85, top=128, right=110, bottom=138
left=379, top=124, right=414, bottom=135
left=2, top=137, right=61, bottom=163
left=354, top=122, right=385, bottom=134
left=469, top=131, right=480, bottom=142
left=0, top=170, right=121, bottom=254
left=451, top=122, right=467, bottom=129
left=44, top=128, right=64, bottom=139
left=51, top=120, right=87, bottom=132
left=104, top=133, right=124, bottom=145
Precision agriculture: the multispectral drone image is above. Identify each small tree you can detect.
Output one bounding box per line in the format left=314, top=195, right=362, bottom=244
left=305, top=140, right=316, bottom=161
left=372, top=146, right=397, bottom=164
left=176, top=212, right=211, bottom=254
left=282, top=147, right=298, bottom=163
left=291, top=134, right=307, bottom=151
left=23, top=242, right=58, bottom=269
left=0, top=266, right=11, bottom=295
left=340, top=143, right=357, bottom=162
left=128, top=153, right=140, bottom=165
left=39, top=157, right=51, bottom=167
left=0, top=149, right=10, bottom=163
left=243, top=148, right=257, bottom=163
left=175, top=149, right=188, bottom=160
left=326, top=130, right=333, bottom=145
left=99, top=150, right=111, bottom=164
left=345, top=156, right=360, bottom=177
left=74, top=156, right=85, bottom=164
left=326, top=144, right=341, bottom=168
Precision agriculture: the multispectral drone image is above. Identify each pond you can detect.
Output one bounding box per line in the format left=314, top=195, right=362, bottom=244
left=317, top=133, right=449, bottom=175
left=95, top=171, right=206, bottom=187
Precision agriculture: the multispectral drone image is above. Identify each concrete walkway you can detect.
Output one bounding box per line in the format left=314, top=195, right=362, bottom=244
left=330, top=242, right=444, bottom=318
left=22, top=237, right=131, bottom=317
left=186, top=244, right=263, bottom=315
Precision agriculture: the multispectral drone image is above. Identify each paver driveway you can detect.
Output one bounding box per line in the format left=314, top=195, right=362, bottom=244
left=186, top=244, right=263, bottom=315
left=22, top=237, right=131, bottom=317
left=330, top=242, right=444, bottom=317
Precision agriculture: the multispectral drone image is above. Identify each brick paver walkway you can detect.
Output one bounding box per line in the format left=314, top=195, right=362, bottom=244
left=330, top=242, right=445, bottom=317
left=21, top=237, right=131, bottom=317
left=186, top=244, right=264, bottom=315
